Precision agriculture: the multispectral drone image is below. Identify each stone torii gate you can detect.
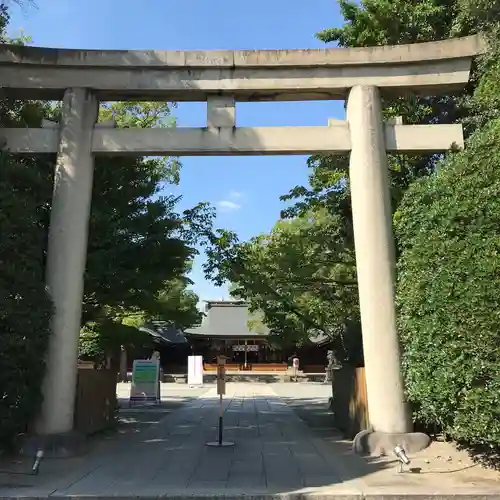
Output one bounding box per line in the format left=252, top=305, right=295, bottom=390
left=0, top=35, right=483, bottom=453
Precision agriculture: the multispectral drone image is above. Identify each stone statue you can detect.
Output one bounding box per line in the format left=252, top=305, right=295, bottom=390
left=324, top=350, right=335, bottom=384
left=326, top=350, right=334, bottom=367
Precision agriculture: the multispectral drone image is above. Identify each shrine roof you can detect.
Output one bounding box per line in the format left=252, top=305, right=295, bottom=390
left=139, top=322, right=188, bottom=344
left=184, top=301, right=269, bottom=339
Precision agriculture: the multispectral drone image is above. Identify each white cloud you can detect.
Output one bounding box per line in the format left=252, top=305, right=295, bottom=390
left=216, top=190, right=245, bottom=213
left=229, top=190, right=243, bottom=199
left=217, top=200, right=241, bottom=212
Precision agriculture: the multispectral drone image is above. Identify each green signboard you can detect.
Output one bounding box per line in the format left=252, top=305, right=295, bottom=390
left=133, top=362, right=158, bottom=383
left=129, top=359, right=160, bottom=404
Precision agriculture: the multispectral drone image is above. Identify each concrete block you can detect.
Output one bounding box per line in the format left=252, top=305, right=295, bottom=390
left=207, top=96, right=235, bottom=128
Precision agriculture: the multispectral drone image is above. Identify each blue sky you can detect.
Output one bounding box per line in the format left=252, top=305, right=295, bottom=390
left=8, top=0, right=346, bottom=303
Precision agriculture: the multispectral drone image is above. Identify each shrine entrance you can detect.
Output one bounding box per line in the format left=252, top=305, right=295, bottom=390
left=0, top=35, right=482, bottom=447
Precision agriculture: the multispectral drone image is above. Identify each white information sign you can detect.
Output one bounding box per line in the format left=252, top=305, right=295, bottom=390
left=129, top=359, right=160, bottom=405
left=187, top=355, right=204, bottom=387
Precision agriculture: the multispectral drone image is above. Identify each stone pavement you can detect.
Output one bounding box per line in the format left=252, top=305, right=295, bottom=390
left=1, top=383, right=499, bottom=499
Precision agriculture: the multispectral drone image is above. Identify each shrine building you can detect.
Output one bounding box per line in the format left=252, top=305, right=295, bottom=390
left=184, top=300, right=330, bottom=373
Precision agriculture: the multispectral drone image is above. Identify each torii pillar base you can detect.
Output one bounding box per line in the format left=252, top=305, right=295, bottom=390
left=19, top=430, right=87, bottom=458
left=353, top=429, right=431, bottom=457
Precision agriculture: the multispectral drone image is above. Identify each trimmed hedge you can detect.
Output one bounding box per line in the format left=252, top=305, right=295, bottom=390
left=0, top=154, right=52, bottom=448
left=395, top=119, right=500, bottom=447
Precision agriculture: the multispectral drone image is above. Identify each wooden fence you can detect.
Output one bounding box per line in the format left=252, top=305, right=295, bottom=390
left=74, top=369, right=117, bottom=435
left=330, top=366, right=369, bottom=438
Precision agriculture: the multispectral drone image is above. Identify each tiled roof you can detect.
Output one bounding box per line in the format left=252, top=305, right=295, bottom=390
left=308, top=331, right=330, bottom=345
left=139, top=322, right=188, bottom=344
left=183, top=300, right=333, bottom=345
left=185, top=301, right=269, bottom=338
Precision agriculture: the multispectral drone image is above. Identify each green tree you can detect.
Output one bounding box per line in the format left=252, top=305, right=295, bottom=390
left=271, top=0, right=496, bottom=363
left=0, top=4, right=216, bottom=445
left=78, top=320, right=152, bottom=363
left=79, top=276, right=202, bottom=359
left=267, top=1, right=482, bottom=366
left=283, top=0, right=483, bottom=222
left=74, top=100, right=215, bottom=324
left=147, top=278, right=202, bottom=327
left=0, top=3, right=52, bottom=449
left=393, top=0, right=500, bottom=456
left=205, top=2, right=499, bottom=382
left=77, top=100, right=214, bottom=358
left=0, top=152, right=53, bottom=448
left=205, top=209, right=362, bottom=362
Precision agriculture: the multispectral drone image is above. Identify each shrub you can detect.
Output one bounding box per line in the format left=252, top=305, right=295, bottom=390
left=0, top=154, right=52, bottom=448
left=395, top=119, right=500, bottom=447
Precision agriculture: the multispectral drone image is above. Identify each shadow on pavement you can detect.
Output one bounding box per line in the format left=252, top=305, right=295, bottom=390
left=4, top=385, right=489, bottom=497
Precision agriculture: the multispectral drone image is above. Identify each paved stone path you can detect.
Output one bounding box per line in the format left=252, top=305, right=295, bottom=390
left=55, top=384, right=358, bottom=495
left=1, top=383, right=499, bottom=499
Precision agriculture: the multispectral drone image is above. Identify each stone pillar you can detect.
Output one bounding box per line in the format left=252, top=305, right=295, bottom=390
left=36, top=88, right=98, bottom=437
left=346, top=85, right=410, bottom=435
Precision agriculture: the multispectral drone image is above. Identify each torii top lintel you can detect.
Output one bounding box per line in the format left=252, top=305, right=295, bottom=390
left=0, top=35, right=486, bottom=102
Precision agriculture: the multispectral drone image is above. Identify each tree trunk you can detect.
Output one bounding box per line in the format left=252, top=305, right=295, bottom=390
left=119, top=345, right=128, bottom=382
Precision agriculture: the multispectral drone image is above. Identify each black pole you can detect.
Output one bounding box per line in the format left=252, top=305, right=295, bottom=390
left=218, top=416, right=223, bottom=445
left=218, top=394, right=223, bottom=445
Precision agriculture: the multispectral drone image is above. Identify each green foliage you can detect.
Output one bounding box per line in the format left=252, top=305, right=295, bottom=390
left=395, top=119, right=500, bottom=447
left=77, top=101, right=213, bottom=358
left=79, top=320, right=152, bottom=360
left=283, top=0, right=480, bottom=222
left=78, top=278, right=203, bottom=360
left=204, top=210, right=362, bottom=361
left=0, top=152, right=53, bottom=448
left=464, top=1, right=500, bottom=129
left=276, top=0, right=499, bottom=353
left=204, top=0, right=500, bottom=456
left=273, top=3, right=481, bottom=366
left=147, top=278, right=202, bottom=327
left=0, top=2, right=32, bottom=45
left=0, top=5, right=214, bottom=444
left=0, top=4, right=53, bottom=449
left=84, top=153, right=188, bottom=323
left=317, top=0, right=470, bottom=46
left=99, top=101, right=180, bottom=184
left=77, top=101, right=214, bottom=324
